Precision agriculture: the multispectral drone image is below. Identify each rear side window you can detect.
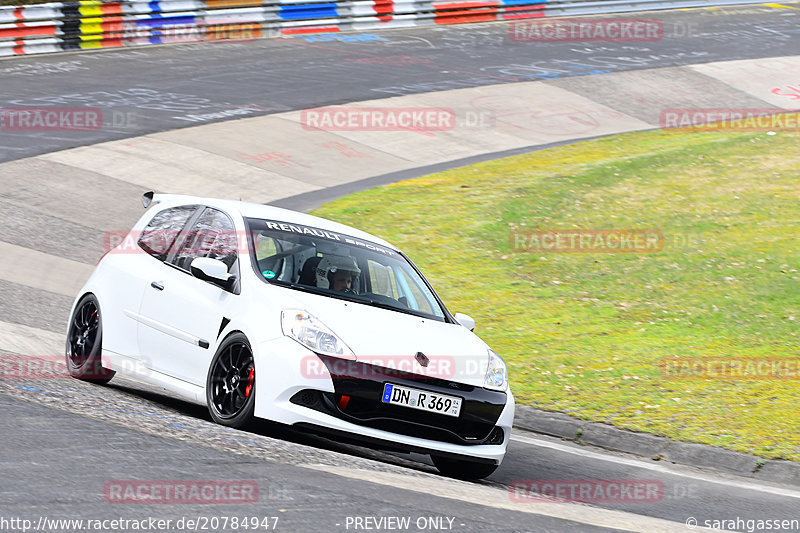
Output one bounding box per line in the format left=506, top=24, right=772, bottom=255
left=137, top=206, right=197, bottom=261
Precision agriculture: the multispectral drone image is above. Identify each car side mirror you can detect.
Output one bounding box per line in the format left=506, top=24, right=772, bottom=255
left=190, top=257, right=235, bottom=290
left=454, top=312, right=476, bottom=331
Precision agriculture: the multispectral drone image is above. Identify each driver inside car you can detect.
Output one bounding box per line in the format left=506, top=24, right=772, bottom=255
left=315, top=255, right=361, bottom=293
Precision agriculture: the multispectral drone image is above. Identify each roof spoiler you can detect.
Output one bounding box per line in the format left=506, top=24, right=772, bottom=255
left=141, top=191, right=158, bottom=208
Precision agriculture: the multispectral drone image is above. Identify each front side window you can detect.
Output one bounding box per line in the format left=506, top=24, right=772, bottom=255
left=246, top=218, right=447, bottom=321
left=137, top=206, right=197, bottom=261
left=172, top=208, right=238, bottom=273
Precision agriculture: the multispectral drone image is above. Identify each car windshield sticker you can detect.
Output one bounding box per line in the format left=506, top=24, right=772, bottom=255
left=262, top=270, right=276, bottom=279
left=265, top=221, right=343, bottom=240
left=261, top=220, right=398, bottom=257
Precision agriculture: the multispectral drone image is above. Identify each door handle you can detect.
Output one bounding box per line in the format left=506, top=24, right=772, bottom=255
left=150, top=281, right=165, bottom=291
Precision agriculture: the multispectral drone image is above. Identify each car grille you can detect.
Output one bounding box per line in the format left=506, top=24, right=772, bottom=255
left=290, top=354, right=507, bottom=446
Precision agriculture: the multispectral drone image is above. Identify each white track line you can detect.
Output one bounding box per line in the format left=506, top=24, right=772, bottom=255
left=0, top=240, right=92, bottom=297
left=511, top=432, right=800, bottom=499
left=306, top=464, right=725, bottom=533
left=0, top=320, right=64, bottom=356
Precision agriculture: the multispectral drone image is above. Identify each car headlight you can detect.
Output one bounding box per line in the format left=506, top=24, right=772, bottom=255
left=484, top=349, right=508, bottom=391
left=281, top=309, right=355, bottom=359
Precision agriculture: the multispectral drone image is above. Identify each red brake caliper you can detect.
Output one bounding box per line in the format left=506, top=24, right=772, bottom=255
left=245, top=367, right=255, bottom=397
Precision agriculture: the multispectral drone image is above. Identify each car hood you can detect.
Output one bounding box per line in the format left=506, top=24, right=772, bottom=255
left=282, top=289, right=491, bottom=386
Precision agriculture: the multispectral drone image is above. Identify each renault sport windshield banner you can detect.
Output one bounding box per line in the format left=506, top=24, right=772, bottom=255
left=103, top=219, right=399, bottom=258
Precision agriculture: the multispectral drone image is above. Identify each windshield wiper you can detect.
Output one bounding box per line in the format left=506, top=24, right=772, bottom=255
left=360, top=298, right=399, bottom=312
left=354, top=296, right=434, bottom=319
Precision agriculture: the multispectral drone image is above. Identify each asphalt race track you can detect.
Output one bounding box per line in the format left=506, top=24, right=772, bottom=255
left=1, top=5, right=800, bottom=162
left=2, top=4, right=800, bottom=532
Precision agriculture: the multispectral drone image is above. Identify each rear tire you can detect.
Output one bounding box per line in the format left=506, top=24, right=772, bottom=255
left=206, top=333, right=256, bottom=429
left=65, top=294, right=115, bottom=384
left=432, top=455, right=498, bottom=480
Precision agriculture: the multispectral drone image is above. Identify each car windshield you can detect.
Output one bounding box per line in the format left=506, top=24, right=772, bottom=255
left=245, top=218, right=447, bottom=321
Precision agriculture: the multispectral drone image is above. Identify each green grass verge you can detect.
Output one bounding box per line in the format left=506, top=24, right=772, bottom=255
left=312, top=126, right=800, bottom=460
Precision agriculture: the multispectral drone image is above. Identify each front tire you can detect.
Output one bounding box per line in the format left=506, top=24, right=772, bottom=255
left=65, top=294, right=115, bottom=384
left=432, top=455, right=498, bottom=480
left=206, top=333, right=256, bottom=429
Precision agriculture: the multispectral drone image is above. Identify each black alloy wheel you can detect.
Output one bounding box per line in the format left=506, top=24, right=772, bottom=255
left=65, top=294, right=115, bottom=384
left=207, top=333, right=256, bottom=428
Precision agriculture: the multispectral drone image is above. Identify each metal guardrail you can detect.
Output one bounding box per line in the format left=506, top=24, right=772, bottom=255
left=0, top=0, right=776, bottom=57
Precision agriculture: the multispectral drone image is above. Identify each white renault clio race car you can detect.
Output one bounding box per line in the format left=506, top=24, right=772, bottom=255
left=66, top=192, right=514, bottom=479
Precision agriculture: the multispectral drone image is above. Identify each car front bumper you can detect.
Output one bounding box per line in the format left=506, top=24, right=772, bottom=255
left=253, top=337, right=514, bottom=464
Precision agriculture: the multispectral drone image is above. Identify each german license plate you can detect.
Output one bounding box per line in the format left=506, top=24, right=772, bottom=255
left=381, top=383, right=462, bottom=417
